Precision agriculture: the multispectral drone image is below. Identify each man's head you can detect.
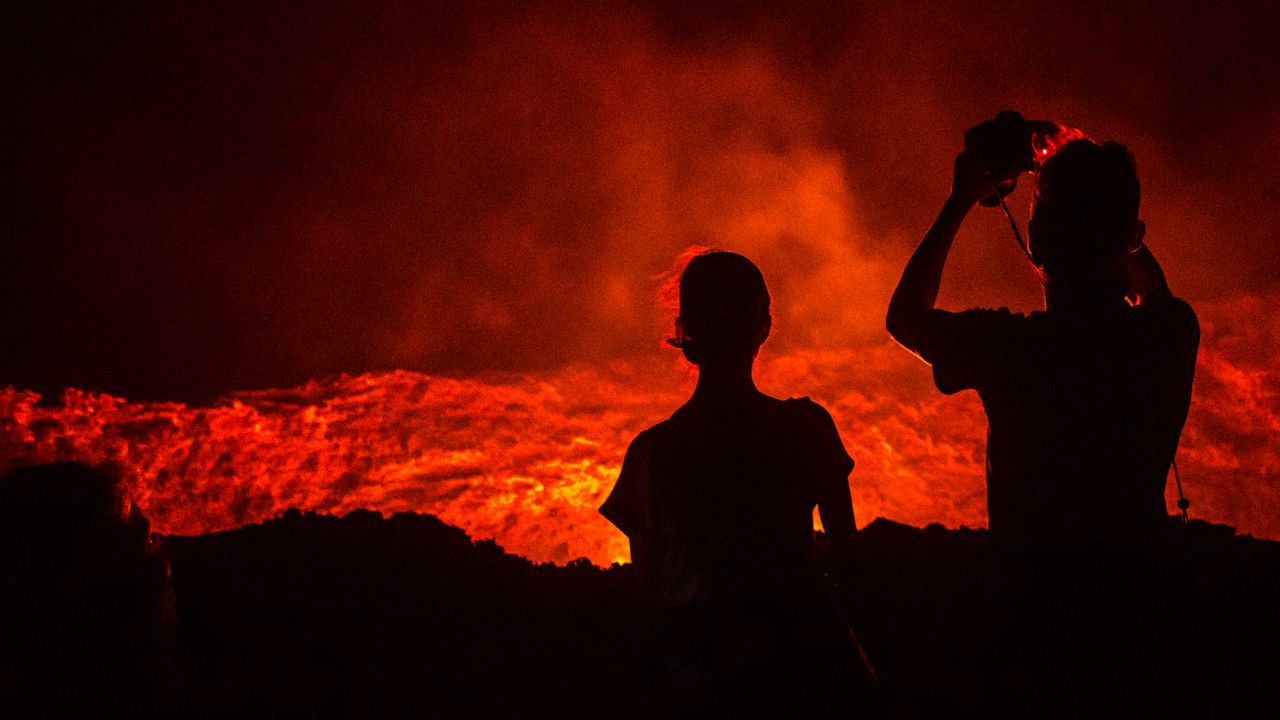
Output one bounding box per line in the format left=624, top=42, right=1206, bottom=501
left=1028, top=139, right=1145, bottom=285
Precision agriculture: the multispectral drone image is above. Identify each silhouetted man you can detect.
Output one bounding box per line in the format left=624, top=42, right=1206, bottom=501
left=886, top=125, right=1198, bottom=715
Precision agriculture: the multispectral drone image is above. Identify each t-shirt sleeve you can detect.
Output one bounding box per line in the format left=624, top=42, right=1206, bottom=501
left=794, top=398, right=856, bottom=535
left=599, top=430, right=653, bottom=540
left=1143, top=296, right=1200, bottom=429
left=916, top=307, right=1018, bottom=395
left=1163, top=297, right=1200, bottom=368
left=805, top=400, right=854, bottom=480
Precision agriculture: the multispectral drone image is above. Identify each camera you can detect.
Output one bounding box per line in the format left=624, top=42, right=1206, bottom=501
left=965, top=110, right=1082, bottom=207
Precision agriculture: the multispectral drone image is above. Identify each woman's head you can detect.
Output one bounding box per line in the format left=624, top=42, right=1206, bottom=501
left=670, top=251, right=771, bottom=367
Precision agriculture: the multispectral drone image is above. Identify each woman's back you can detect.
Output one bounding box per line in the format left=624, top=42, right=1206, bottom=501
left=607, top=393, right=850, bottom=608
left=598, top=250, right=870, bottom=713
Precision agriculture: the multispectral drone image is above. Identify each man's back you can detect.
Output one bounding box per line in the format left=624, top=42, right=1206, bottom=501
left=924, top=296, right=1199, bottom=549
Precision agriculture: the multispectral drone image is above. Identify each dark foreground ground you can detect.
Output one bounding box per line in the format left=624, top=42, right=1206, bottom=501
left=159, top=510, right=1280, bottom=718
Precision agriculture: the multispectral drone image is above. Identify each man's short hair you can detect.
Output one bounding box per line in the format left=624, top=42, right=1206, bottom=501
left=1032, top=140, right=1140, bottom=264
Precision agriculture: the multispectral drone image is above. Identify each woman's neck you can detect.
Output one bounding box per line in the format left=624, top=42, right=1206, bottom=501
left=691, top=361, right=759, bottom=402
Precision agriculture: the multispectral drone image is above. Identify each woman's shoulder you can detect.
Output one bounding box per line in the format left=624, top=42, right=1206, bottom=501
left=779, top=396, right=853, bottom=473
left=629, top=412, right=685, bottom=453
left=781, top=395, right=838, bottom=426
left=625, top=423, right=661, bottom=453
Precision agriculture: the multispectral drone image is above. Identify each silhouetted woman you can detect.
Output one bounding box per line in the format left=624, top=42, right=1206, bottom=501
left=600, top=250, right=872, bottom=715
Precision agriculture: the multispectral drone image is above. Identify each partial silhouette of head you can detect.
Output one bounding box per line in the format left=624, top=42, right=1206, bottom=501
left=0, top=461, right=151, bottom=555
left=671, top=251, right=771, bottom=367
left=1029, top=139, right=1144, bottom=286
left=1, top=462, right=172, bottom=715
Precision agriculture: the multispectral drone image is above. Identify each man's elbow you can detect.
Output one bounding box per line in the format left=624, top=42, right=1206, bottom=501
left=885, top=310, right=903, bottom=343
left=887, top=308, right=939, bottom=365
left=885, top=307, right=918, bottom=349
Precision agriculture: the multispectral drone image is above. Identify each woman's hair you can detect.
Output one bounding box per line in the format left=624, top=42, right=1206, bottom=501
left=668, top=250, right=771, bottom=366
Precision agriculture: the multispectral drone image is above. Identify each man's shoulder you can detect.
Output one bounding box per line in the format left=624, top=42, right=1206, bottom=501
left=938, top=305, right=1036, bottom=347
left=1137, top=295, right=1200, bottom=345
left=948, top=305, right=1026, bottom=320
left=943, top=305, right=1030, bottom=331
left=1154, top=295, right=1198, bottom=327
left=922, top=307, right=1032, bottom=395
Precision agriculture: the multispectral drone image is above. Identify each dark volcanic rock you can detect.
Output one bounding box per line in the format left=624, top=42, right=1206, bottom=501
left=163, top=511, right=1279, bottom=718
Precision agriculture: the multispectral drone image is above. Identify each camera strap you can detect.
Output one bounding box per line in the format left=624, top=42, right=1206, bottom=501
left=1172, top=458, right=1190, bottom=524
left=996, top=195, right=1049, bottom=286
left=997, top=195, right=1033, bottom=264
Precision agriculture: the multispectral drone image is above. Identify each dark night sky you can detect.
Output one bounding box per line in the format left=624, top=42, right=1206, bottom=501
left=4, top=0, right=1278, bottom=402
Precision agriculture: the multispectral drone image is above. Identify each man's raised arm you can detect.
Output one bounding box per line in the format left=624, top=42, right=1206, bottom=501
left=885, top=149, right=994, bottom=357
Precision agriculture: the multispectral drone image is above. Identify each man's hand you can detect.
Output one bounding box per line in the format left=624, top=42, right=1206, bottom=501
left=950, top=149, right=996, bottom=208
left=888, top=127, right=1018, bottom=354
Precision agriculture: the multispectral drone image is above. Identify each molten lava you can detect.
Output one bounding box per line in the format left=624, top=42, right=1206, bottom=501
left=3, top=290, right=1276, bottom=566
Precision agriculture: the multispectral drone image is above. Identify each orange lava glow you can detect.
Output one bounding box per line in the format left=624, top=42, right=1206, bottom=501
left=5, top=2, right=1278, bottom=568
left=3, top=289, right=1276, bottom=566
